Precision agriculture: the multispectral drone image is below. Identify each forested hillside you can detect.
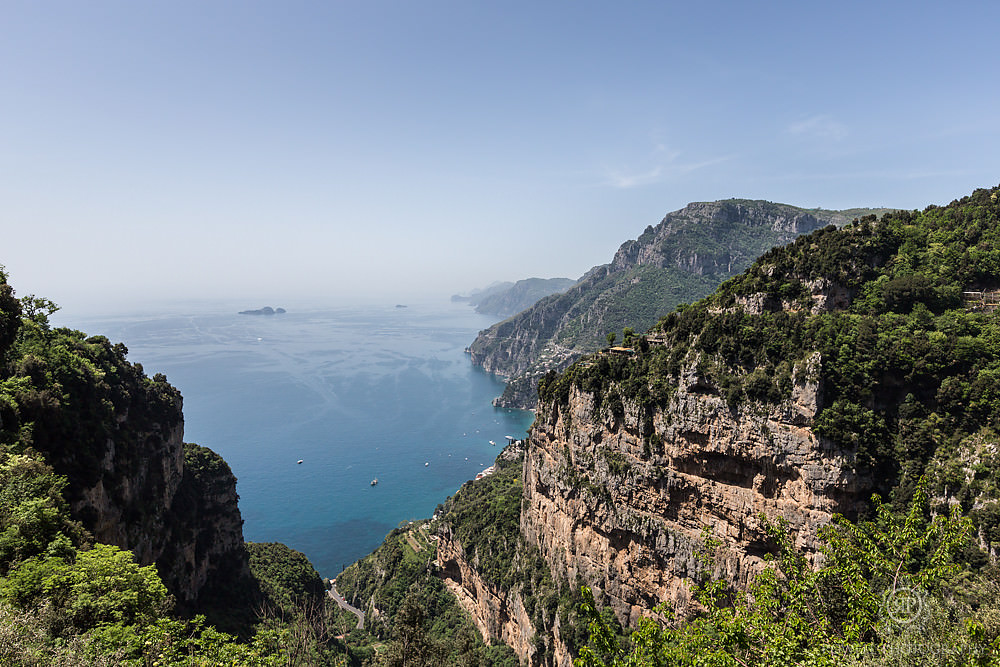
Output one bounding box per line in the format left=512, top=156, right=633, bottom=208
left=0, top=270, right=353, bottom=664
left=4, top=185, right=1000, bottom=666
left=343, top=186, right=1000, bottom=667
left=537, top=186, right=1000, bottom=664
left=469, top=200, right=892, bottom=409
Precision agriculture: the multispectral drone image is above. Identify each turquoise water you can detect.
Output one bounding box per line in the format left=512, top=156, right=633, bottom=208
left=60, top=301, right=534, bottom=577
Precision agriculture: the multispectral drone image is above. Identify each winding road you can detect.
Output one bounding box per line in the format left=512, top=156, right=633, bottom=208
left=328, top=580, right=365, bottom=630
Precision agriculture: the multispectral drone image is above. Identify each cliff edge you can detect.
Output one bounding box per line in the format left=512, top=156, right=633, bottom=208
left=0, top=296, right=250, bottom=612
left=469, top=200, right=892, bottom=410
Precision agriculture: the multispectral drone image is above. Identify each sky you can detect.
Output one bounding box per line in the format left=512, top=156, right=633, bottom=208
left=3, top=1, right=1000, bottom=314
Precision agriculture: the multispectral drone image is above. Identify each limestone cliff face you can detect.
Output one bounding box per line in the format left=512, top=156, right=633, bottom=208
left=608, top=200, right=833, bottom=276
left=158, top=443, right=250, bottom=604
left=437, top=529, right=542, bottom=665
left=48, top=379, right=247, bottom=605
left=520, top=352, right=867, bottom=627
left=72, top=419, right=186, bottom=569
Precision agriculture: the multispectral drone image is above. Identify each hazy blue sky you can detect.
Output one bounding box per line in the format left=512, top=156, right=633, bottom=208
left=4, top=1, right=1000, bottom=313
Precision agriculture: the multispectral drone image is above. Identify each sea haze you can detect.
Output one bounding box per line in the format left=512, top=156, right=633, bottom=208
left=60, top=301, right=534, bottom=577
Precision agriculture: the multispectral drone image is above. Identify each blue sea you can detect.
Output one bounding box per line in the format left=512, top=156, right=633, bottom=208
left=58, top=300, right=533, bottom=578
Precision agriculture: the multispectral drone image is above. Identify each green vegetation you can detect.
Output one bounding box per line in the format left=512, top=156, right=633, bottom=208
left=441, top=454, right=524, bottom=588
left=439, top=450, right=597, bottom=661
left=576, top=479, right=1000, bottom=666
left=0, top=267, right=357, bottom=665
left=3, top=186, right=1000, bottom=664
left=472, top=199, right=891, bottom=409
left=546, top=187, right=1000, bottom=526
left=248, top=541, right=326, bottom=614
left=334, top=519, right=518, bottom=666
left=333, top=448, right=600, bottom=664
left=534, top=186, right=1000, bottom=663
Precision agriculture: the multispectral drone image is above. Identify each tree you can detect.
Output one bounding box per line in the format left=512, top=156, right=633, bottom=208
left=574, top=478, right=998, bottom=666
left=2, top=544, right=169, bottom=635
left=383, top=592, right=444, bottom=666
left=18, top=295, right=59, bottom=329
left=0, top=453, right=84, bottom=572
left=0, top=280, right=21, bottom=357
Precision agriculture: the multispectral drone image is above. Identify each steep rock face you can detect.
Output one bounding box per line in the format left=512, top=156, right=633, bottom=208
left=521, top=353, right=866, bottom=627
left=0, top=288, right=250, bottom=609
left=470, top=200, right=889, bottom=409
left=35, top=355, right=248, bottom=605
left=72, top=420, right=186, bottom=568
left=437, top=529, right=542, bottom=665
left=158, top=443, right=250, bottom=605
left=610, top=201, right=834, bottom=274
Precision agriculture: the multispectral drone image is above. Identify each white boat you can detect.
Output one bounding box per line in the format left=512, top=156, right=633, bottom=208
left=424, top=462, right=429, bottom=466
left=370, top=478, right=378, bottom=486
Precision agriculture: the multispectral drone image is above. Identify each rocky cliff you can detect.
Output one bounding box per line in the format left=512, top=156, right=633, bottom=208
left=506, top=188, right=1000, bottom=647
left=418, top=442, right=588, bottom=666
left=521, top=352, right=866, bottom=628
left=433, top=352, right=870, bottom=664
left=2, top=319, right=250, bottom=608
left=160, top=443, right=251, bottom=606
left=469, top=200, right=891, bottom=410
left=436, top=528, right=542, bottom=663
left=56, top=392, right=248, bottom=607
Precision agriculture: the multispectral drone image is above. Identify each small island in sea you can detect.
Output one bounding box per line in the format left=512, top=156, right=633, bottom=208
left=238, top=306, right=286, bottom=315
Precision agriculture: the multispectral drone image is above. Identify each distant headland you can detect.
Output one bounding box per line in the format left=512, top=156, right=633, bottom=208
left=238, top=306, right=286, bottom=315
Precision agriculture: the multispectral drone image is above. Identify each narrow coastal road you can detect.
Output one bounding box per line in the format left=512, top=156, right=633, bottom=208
left=328, top=581, right=365, bottom=630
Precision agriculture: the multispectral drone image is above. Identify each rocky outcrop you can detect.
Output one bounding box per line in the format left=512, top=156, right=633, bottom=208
left=437, top=529, right=541, bottom=665
left=238, top=306, right=286, bottom=315
left=71, top=419, right=186, bottom=570
left=609, top=201, right=834, bottom=275
left=158, top=443, right=250, bottom=605
left=38, top=354, right=248, bottom=606
left=469, top=200, right=891, bottom=409
left=520, top=352, right=867, bottom=628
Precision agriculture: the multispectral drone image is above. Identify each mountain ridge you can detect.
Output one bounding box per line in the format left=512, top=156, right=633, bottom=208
left=454, top=277, right=578, bottom=319
left=347, top=186, right=1000, bottom=665
left=469, top=199, right=894, bottom=410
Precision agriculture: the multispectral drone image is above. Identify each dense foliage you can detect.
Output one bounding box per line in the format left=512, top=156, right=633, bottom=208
left=438, top=448, right=597, bottom=661
left=333, top=447, right=600, bottom=664
left=0, top=268, right=356, bottom=665
left=248, top=541, right=327, bottom=614
left=576, top=479, right=1000, bottom=666
left=4, top=186, right=1000, bottom=664
left=335, top=516, right=519, bottom=666
left=545, top=187, right=1000, bottom=530
left=472, top=200, right=889, bottom=409
left=440, top=451, right=524, bottom=588
left=532, top=186, right=1000, bottom=663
